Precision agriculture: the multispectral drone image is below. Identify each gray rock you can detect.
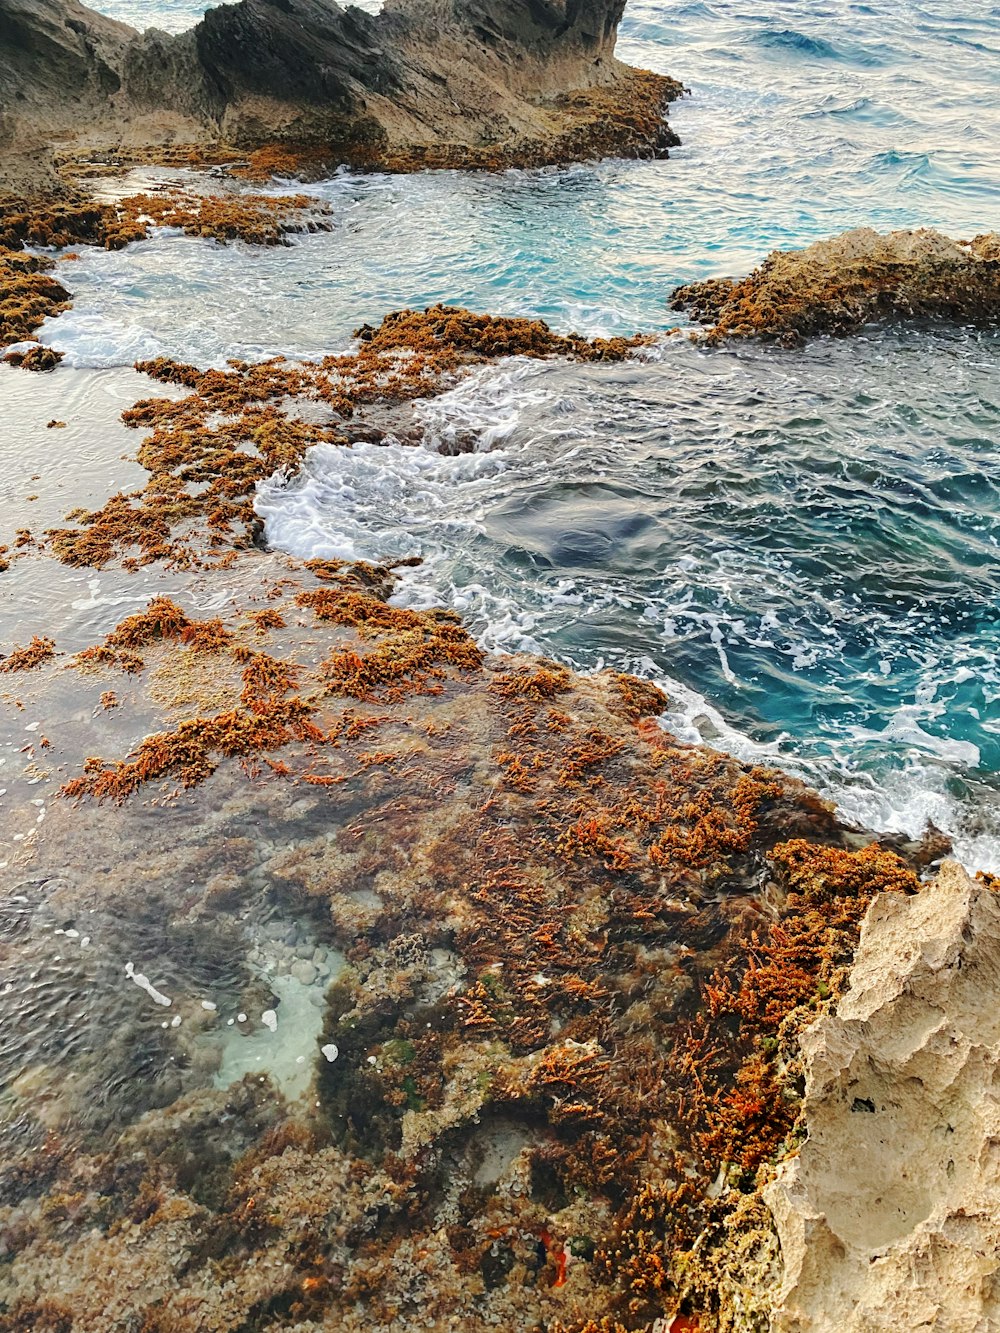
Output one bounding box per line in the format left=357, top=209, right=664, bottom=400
left=290, top=960, right=317, bottom=986
left=0, top=0, right=681, bottom=190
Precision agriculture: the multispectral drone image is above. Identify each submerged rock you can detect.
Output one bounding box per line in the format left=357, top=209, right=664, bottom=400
left=671, top=227, right=1000, bottom=344
left=767, top=861, right=1000, bottom=1331
left=0, top=538, right=932, bottom=1331
left=0, top=0, right=683, bottom=188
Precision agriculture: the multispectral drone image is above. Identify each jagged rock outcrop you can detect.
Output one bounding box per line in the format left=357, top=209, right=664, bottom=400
left=767, top=861, right=1000, bottom=1331
left=671, top=227, right=1000, bottom=343
left=0, top=0, right=682, bottom=187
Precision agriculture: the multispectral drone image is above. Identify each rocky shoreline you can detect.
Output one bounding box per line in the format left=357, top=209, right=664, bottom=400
left=1, top=6, right=998, bottom=1329
left=0, top=515, right=965, bottom=1331
left=0, top=0, right=683, bottom=192
left=1, top=276, right=995, bottom=1329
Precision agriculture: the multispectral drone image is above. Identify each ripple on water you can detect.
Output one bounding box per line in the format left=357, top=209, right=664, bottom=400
left=257, top=330, right=1000, bottom=872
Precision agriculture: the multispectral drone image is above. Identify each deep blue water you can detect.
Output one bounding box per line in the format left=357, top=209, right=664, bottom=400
left=38, top=0, right=1000, bottom=868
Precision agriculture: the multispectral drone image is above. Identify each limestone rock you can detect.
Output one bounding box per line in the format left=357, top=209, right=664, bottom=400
left=671, top=227, right=1000, bottom=342
left=766, top=861, right=1000, bottom=1332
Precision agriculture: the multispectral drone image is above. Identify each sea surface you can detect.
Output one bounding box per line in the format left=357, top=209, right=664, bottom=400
left=22, top=0, right=1000, bottom=870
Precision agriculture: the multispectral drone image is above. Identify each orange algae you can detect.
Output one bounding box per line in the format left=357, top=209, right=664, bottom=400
left=58, top=575, right=486, bottom=797
left=13, top=559, right=932, bottom=1330
left=74, top=596, right=206, bottom=671
left=41, top=306, right=649, bottom=569
left=0, top=246, right=71, bottom=346
left=321, top=623, right=483, bottom=703
left=246, top=607, right=286, bottom=631
left=490, top=661, right=573, bottom=701
left=61, top=699, right=321, bottom=802
left=0, top=634, right=56, bottom=672
left=0, top=187, right=328, bottom=255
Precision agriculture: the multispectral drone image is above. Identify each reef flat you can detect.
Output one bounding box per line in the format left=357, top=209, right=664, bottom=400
left=2, top=251, right=991, bottom=1329
left=671, top=227, right=1000, bottom=345
left=0, top=0, right=683, bottom=192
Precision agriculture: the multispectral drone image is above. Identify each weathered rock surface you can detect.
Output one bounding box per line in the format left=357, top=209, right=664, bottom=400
left=767, top=861, right=1000, bottom=1332
left=671, top=227, right=1000, bottom=343
left=0, top=0, right=682, bottom=187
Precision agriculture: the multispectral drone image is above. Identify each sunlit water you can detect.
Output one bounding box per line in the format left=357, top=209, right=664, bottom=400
left=28, top=0, right=1000, bottom=870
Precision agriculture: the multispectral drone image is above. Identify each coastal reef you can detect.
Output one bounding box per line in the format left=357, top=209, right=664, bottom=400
left=0, top=541, right=940, bottom=1331
left=0, top=0, right=683, bottom=189
left=0, top=256, right=977, bottom=1328
left=671, top=228, right=1000, bottom=344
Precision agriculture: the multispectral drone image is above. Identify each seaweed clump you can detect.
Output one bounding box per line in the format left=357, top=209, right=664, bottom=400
left=0, top=248, right=70, bottom=348
left=0, top=634, right=56, bottom=672
left=671, top=227, right=1000, bottom=344
left=73, top=595, right=232, bottom=673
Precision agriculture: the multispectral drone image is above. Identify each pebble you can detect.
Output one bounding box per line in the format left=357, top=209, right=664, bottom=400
left=290, top=960, right=316, bottom=986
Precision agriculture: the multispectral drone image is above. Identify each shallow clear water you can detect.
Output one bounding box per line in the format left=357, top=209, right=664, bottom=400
left=31, top=0, right=1000, bottom=869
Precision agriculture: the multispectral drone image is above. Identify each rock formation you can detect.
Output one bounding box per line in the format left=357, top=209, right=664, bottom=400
left=671, top=227, right=1000, bottom=343
left=0, top=0, right=682, bottom=188
left=767, top=861, right=1000, bottom=1331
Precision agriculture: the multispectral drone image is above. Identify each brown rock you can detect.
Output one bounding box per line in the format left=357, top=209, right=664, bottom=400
left=671, top=227, right=1000, bottom=344
left=0, top=0, right=683, bottom=188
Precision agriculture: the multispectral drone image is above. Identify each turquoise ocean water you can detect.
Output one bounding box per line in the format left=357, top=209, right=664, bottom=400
left=38, top=0, right=1000, bottom=868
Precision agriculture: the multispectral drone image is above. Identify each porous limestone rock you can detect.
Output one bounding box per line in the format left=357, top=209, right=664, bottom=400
left=671, top=227, right=1000, bottom=343
left=766, top=861, right=1000, bottom=1332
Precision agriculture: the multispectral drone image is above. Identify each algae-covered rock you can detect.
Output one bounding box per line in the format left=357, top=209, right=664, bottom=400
left=671, top=228, right=1000, bottom=344
left=0, top=299, right=961, bottom=1331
